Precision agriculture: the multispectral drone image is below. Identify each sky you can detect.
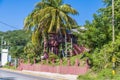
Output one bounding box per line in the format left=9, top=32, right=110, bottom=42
left=0, top=0, right=104, bottom=32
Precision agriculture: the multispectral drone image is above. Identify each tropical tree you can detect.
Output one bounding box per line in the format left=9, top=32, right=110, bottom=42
left=76, top=0, right=120, bottom=51
left=24, top=0, right=78, bottom=53
left=24, top=0, right=78, bottom=33
left=24, top=41, right=43, bottom=62
left=78, top=0, right=120, bottom=71
left=0, top=30, right=30, bottom=59
left=10, top=46, right=24, bottom=58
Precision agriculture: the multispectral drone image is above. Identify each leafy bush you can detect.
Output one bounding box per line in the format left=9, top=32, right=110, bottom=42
left=97, top=69, right=114, bottom=80
left=83, top=34, right=120, bottom=71
left=3, top=62, right=16, bottom=70
left=77, top=71, right=96, bottom=80
left=77, top=68, right=120, bottom=80
left=49, top=52, right=59, bottom=60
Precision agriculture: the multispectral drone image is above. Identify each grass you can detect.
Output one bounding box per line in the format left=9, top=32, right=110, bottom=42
left=3, top=65, right=16, bottom=70
left=77, top=68, right=120, bottom=80
left=3, top=62, right=17, bottom=70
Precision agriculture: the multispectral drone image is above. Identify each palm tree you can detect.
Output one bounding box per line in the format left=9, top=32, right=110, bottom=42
left=24, top=0, right=78, bottom=53
left=24, top=0, right=78, bottom=33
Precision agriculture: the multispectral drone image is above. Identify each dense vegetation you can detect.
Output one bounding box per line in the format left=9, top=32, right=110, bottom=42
left=23, top=0, right=78, bottom=62
left=77, top=0, right=120, bottom=79
left=0, top=30, right=30, bottom=58
left=1, top=0, right=120, bottom=79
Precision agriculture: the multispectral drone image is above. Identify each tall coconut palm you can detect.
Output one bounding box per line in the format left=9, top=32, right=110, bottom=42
left=24, top=0, right=78, bottom=53
left=24, top=0, right=78, bottom=33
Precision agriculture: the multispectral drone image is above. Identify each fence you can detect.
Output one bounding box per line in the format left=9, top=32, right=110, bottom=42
left=17, top=59, right=89, bottom=75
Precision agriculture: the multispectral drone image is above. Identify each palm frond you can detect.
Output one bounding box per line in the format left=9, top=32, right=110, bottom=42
left=56, top=16, right=61, bottom=32
left=48, top=9, right=56, bottom=32
left=60, top=4, right=78, bottom=15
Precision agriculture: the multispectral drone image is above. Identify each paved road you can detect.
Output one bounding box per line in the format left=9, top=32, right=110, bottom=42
left=0, top=69, right=53, bottom=80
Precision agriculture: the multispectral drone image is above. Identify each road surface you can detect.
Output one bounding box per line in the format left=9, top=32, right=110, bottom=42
left=0, top=69, right=53, bottom=80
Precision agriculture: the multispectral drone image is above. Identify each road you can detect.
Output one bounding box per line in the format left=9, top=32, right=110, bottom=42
left=0, top=69, right=54, bottom=80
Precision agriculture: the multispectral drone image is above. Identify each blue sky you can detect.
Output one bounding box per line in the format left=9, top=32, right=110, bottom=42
left=0, top=0, right=103, bottom=32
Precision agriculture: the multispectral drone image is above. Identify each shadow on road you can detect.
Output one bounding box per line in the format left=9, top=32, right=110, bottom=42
left=0, top=77, right=15, bottom=80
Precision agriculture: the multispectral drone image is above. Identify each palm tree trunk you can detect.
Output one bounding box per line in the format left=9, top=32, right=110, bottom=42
left=43, top=34, right=47, bottom=52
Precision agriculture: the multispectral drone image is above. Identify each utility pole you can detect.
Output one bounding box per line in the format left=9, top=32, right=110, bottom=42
left=112, top=0, right=115, bottom=43
left=1, top=36, right=3, bottom=54
left=112, top=0, right=116, bottom=75
left=0, top=36, right=3, bottom=66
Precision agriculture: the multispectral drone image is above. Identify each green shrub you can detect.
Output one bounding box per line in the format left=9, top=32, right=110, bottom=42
left=97, top=69, right=113, bottom=80
left=77, top=68, right=120, bottom=80
left=49, top=52, right=59, bottom=60
left=77, top=72, right=95, bottom=80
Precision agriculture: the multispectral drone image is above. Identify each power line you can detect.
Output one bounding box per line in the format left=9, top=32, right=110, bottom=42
left=0, top=21, right=19, bottom=29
